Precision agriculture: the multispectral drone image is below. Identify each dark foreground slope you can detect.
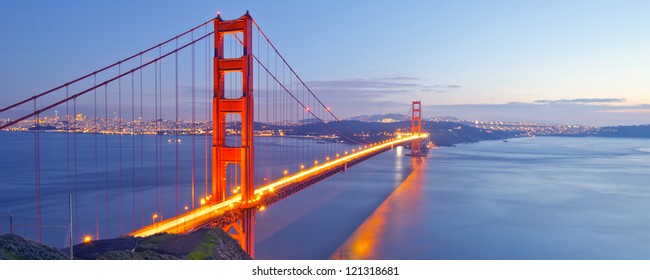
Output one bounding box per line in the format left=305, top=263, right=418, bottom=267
left=0, top=234, right=68, bottom=260
left=1, top=228, right=250, bottom=260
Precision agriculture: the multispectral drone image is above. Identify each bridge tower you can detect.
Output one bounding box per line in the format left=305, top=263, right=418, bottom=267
left=212, top=12, right=256, bottom=257
left=408, top=100, right=423, bottom=156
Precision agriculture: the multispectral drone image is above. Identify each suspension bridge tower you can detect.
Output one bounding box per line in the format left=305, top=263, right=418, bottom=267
left=406, top=100, right=426, bottom=157
left=212, top=12, right=256, bottom=257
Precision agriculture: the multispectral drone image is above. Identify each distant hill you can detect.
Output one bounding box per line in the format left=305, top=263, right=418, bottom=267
left=423, top=121, right=516, bottom=146
left=345, top=114, right=408, bottom=122
left=289, top=120, right=516, bottom=146
left=596, top=125, right=650, bottom=138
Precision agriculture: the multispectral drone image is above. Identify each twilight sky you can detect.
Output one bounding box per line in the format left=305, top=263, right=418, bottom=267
left=1, top=0, right=648, bottom=126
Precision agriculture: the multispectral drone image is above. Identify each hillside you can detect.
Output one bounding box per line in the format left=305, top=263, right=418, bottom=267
left=0, top=234, right=68, bottom=260
left=0, top=227, right=250, bottom=260
left=292, top=120, right=517, bottom=146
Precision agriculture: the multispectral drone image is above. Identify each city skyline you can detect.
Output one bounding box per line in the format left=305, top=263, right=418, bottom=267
left=1, top=1, right=649, bottom=126
left=2, top=110, right=609, bottom=140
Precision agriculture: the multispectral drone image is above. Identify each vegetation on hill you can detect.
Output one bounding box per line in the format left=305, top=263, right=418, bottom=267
left=0, top=227, right=250, bottom=260
left=0, top=234, right=68, bottom=260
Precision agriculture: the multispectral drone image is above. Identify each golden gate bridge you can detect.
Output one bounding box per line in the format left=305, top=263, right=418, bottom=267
left=0, top=12, right=427, bottom=258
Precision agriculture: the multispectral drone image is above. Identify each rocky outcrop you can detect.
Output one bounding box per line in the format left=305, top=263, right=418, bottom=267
left=1, top=227, right=251, bottom=260
left=73, top=227, right=251, bottom=260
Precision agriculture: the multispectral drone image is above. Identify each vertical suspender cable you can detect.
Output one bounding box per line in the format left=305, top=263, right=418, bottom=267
left=205, top=29, right=209, bottom=199
left=34, top=100, right=41, bottom=242
left=191, top=33, right=196, bottom=209
left=175, top=38, right=180, bottom=221
left=73, top=97, right=78, bottom=242
left=66, top=87, right=71, bottom=239
left=69, top=194, right=73, bottom=259
left=154, top=59, right=159, bottom=220
left=131, top=71, right=136, bottom=230
left=104, top=84, right=109, bottom=237
left=256, top=29, right=260, bottom=184
left=280, top=62, right=284, bottom=175
left=302, top=86, right=305, bottom=169
left=94, top=75, right=99, bottom=239
left=274, top=51, right=277, bottom=179
left=118, top=64, right=123, bottom=234
left=159, top=47, right=163, bottom=220
left=139, top=55, right=144, bottom=227
left=292, top=70, right=296, bottom=172
left=265, top=38, right=269, bottom=183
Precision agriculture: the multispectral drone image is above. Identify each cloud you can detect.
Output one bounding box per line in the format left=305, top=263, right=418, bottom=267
left=290, top=76, right=458, bottom=118
left=597, top=109, right=650, bottom=114
left=423, top=102, right=650, bottom=126
left=534, top=98, right=626, bottom=104
left=381, top=76, right=424, bottom=81
left=306, top=76, right=460, bottom=102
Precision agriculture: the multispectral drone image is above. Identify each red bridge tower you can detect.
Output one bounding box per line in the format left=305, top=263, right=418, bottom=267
left=212, top=12, right=256, bottom=257
left=406, top=100, right=426, bottom=157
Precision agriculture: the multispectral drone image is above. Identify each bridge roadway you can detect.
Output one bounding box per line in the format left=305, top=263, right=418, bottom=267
left=130, top=134, right=426, bottom=237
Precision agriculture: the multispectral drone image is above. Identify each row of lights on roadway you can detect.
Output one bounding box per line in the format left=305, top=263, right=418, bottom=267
left=81, top=137, right=402, bottom=244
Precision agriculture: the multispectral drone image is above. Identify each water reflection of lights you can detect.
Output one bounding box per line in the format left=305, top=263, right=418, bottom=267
left=394, top=146, right=403, bottom=182
left=330, top=157, right=426, bottom=260
left=395, top=145, right=403, bottom=158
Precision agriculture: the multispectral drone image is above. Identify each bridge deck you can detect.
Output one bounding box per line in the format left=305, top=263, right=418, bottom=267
left=130, top=134, right=425, bottom=237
